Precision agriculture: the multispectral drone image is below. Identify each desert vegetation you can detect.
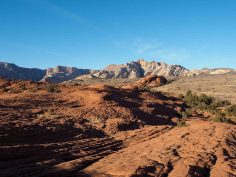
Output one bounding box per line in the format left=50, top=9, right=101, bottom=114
left=176, top=119, right=188, bottom=127
left=154, top=73, right=236, bottom=104
left=184, top=90, right=235, bottom=123
left=46, top=84, right=60, bottom=93
left=226, top=104, right=236, bottom=116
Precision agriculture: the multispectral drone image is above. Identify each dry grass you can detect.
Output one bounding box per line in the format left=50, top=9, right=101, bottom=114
left=152, top=73, right=236, bottom=103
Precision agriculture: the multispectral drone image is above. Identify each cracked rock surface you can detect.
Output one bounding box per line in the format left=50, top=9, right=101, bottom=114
left=82, top=120, right=236, bottom=177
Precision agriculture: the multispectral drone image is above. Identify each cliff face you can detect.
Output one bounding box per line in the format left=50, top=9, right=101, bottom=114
left=0, top=62, right=94, bottom=83
left=96, top=59, right=190, bottom=79
left=40, top=66, right=93, bottom=83
left=0, top=62, right=46, bottom=81
left=93, top=60, right=236, bottom=79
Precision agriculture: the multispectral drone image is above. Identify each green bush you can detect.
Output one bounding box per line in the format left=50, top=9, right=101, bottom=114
left=184, top=91, right=234, bottom=124
left=185, top=91, right=222, bottom=111
left=198, top=93, right=214, bottom=106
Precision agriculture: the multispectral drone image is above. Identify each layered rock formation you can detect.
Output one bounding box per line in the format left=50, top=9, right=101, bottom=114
left=0, top=60, right=235, bottom=83
left=40, top=66, right=94, bottom=83
left=121, top=75, right=168, bottom=90
left=94, top=59, right=191, bottom=79
left=82, top=120, right=236, bottom=177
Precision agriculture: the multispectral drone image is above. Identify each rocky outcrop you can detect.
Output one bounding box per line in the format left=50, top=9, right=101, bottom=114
left=0, top=62, right=46, bottom=81
left=83, top=120, right=236, bottom=177
left=40, top=66, right=94, bottom=83
left=121, top=75, right=168, bottom=90
left=138, top=59, right=190, bottom=77
left=91, top=59, right=190, bottom=79
left=134, top=75, right=167, bottom=88
left=76, top=74, right=98, bottom=80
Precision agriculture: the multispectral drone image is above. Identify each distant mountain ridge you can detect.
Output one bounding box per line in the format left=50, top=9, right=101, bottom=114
left=0, top=62, right=46, bottom=81
left=0, top=60, right=235, bottom=83
left=89, top=59, right=190, bottom=79
left=41, top=66, right=95, bottom=83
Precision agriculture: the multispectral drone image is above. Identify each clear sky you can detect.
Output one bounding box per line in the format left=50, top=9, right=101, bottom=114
left=1, top=0, right=236, bottom=69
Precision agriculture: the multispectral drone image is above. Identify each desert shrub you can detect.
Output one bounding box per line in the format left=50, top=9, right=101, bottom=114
left=226, top=104, right=236, bottom=116
left=185, top=91, right=220, bottom=111
left=219, top=100, right=230, bottom=106
left=47, top=85, right=59, bottom=93
left=196, top=102, right=208, bottom=110
left=184, top=91, right=234, bottom=124
left=185, top=108, right=194, bottom=115
left=198, top=94, right=214, bottom=106
left=177, top=111, right=189, bottom=119
left=185, top=90, right=192, bottom=103
left=211, top=117, right=227, bottom=123
left=21, top=84, right=27, bottom=90
left=176, top=119, right=188, bottom=127
left=186, top=90, right=192, bottom=97
left=74, top=82, right=79, bottom=86
left=211, top=112, right=229, bottom=123
left=208, top=100, right=230, bottom=110
left=182, top=111, right=188, bottom=119
left=185, top=91, right=201, bottom=107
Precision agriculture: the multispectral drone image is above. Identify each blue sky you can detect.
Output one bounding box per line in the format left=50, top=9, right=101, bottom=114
left=1, top=0, right=236, bottom=69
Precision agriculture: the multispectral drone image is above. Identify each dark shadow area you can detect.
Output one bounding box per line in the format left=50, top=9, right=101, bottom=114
left=188, top=165, right=210, bottom=177
left=104, top=88, right=184, bottom=127
left=0, top=120, right=122, bottom=177
left=0, top=93, right=122, bottom=177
